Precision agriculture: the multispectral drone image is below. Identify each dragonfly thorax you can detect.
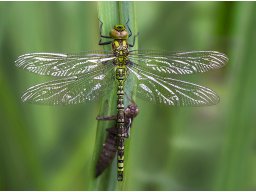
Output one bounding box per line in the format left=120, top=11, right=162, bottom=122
left=112, top=39, right=129, bottom=58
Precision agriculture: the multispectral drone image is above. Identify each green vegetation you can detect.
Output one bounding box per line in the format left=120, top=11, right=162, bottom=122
left=0, top=1, right=256, bottom=190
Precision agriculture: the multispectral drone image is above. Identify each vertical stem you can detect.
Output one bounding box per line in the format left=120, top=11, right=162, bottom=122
left=91, top=2, right=138, bottom=190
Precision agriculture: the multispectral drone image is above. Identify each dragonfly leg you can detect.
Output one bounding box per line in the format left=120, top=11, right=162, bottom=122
left=98, top=18, right=113, bottom=45
left=125, top=18, right=133, bottom=38
left=128, top=32, right=139, bottom=47
left=98, top=18, right=112, bottom=39
left=96, top=115, right=117, bottom=121
left=99, top=39, right=112, bottom=46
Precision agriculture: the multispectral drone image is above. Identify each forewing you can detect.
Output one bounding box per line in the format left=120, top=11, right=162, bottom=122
left=129, top=50, right=228, bottom=75
left=21, top=64, right=115, bottom=105
left=15, top=51, right=115, bottom=77
left=128, top=65, right=219, bottom=107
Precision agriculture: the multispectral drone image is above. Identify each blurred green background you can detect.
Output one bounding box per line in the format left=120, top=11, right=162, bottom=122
left=1, top=1, right=256, bottom=190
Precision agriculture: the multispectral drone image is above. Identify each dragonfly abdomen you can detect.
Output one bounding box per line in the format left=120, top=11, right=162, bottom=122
left=116, top=72, right=126, bottom=181
left=114, top=38, right=129, bottom=181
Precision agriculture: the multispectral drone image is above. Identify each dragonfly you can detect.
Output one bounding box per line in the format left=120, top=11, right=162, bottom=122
left=96, top=102, right=139, bottom=177
left=15, top=19, right=228, bottom=181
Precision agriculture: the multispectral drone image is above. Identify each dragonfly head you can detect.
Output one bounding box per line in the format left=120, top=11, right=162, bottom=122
left=110, top=24, right=128, bottom=39
left=114, top=24, right=126, bottom=31
left=125, top=104, right=139, bottom=118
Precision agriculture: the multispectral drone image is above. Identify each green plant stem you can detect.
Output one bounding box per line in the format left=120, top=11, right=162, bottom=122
left=91, top=2, right=138, bottom=190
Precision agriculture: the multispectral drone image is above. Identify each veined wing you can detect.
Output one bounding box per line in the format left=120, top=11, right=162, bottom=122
left=15, top=51, right=115, bottom=77
left=21, top=63, right=115, bottom=105
left=129, top=50, right=228, bottom=75
left=128, top=65, right=219, bottom=107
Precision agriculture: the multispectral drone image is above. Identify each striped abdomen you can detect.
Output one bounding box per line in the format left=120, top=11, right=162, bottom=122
left=113, top=39, right=129, bottom=181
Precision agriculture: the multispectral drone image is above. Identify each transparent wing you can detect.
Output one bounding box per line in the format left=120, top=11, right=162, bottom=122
left=129, top=50, right=228, bottom=75
left=128, top=65, right=219, bottom=107
left=21, top=64, right=115, bottom=105
left=15, top=51, right=115, bottom=77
